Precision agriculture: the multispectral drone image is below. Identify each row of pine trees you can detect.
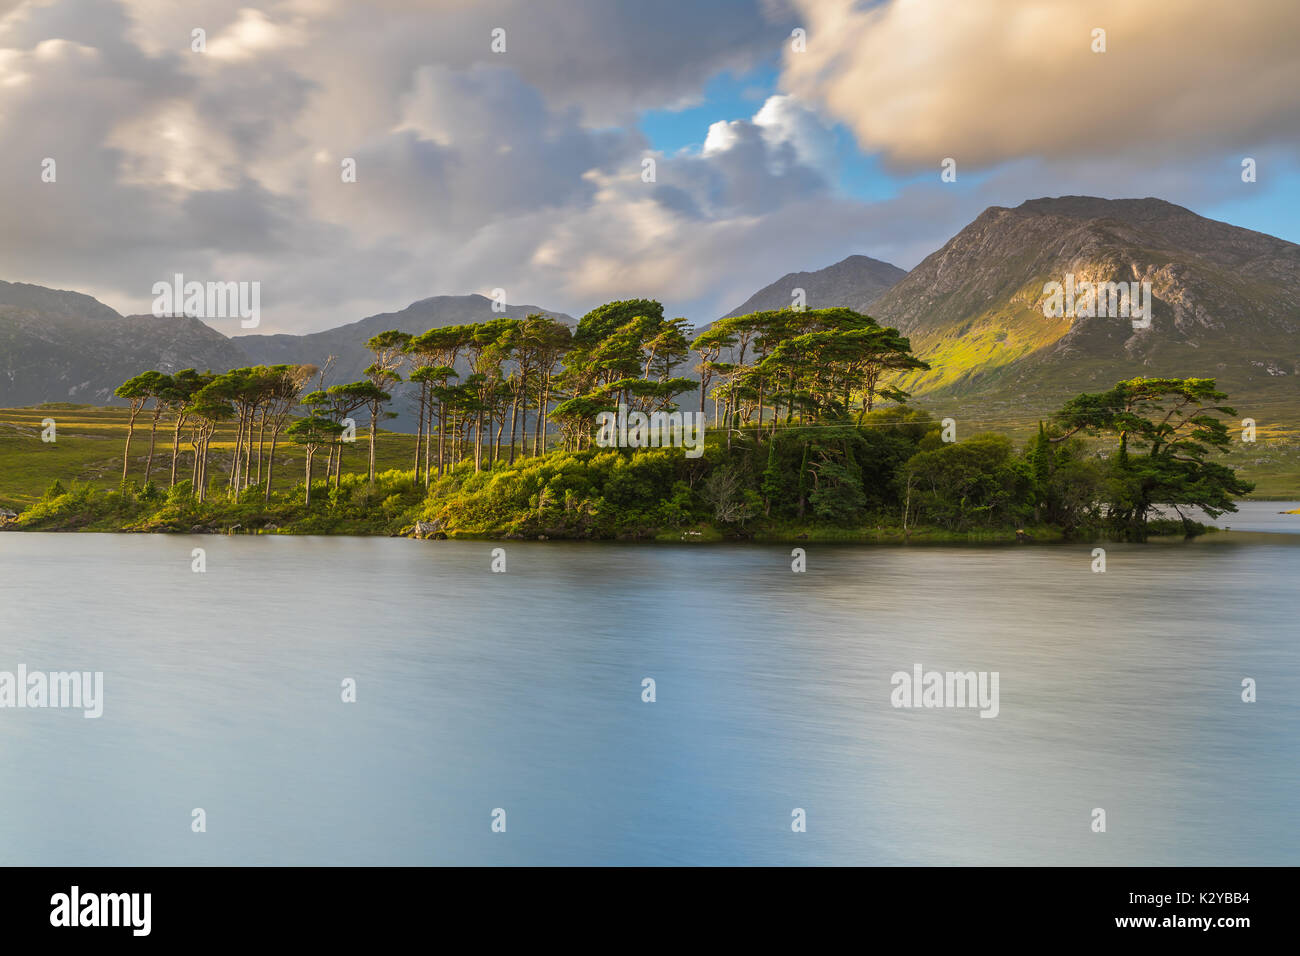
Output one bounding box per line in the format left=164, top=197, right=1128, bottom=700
left=113, top=300, right=929, bottom=503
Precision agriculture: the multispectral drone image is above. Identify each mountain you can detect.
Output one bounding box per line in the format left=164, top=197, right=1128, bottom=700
left=868, top=197, right=1300, bottom=413
left=4, top=198, right=1297, bottom=421
left=0, top=280, right=120, bottom=323
left=0, top=297, right=249, bottom=407
left=235, top=294, right=573, bottom=429
left=721, top=254, right=906, bottom=318
left=0, top=290, right=572, bottom=430
left=236, top=294, right=573, bottom=385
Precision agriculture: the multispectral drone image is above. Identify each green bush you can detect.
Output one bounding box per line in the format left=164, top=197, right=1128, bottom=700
left=901, top=433, right=1035, bottom=530
left=167, top=479, right=194, bottom=503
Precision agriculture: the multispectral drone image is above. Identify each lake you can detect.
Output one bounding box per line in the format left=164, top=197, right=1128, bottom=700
left=1, top=501, right=1297, bottom=865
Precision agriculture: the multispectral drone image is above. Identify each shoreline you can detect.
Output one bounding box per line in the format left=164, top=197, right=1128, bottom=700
left=1, top=523, right=1264, bottom=545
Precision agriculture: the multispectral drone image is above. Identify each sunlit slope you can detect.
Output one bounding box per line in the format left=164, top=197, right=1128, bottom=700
left=873, top=197, right=1300, bottom=411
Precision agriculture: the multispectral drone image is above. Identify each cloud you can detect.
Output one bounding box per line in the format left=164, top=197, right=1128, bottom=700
left=118, top=0, right=793, bottom=122
left=752, top=94, right=836, bottom=177
left=782, top=0, right=1300, bottom=169
left=1, top=0, right=1297, bottom=335
left=205, top=7, right=304, bottom=61
left=0, top=0, right=838, bottom=329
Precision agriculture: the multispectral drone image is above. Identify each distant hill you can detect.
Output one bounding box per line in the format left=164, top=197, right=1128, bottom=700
left=4, top=197, right=1298, bottom=425
left=235, top=294, right=573, bottom=429
left=0, top=303, right=249, bottom=407
left=236, top=294, right=573, bottom=385
left=721, top=254, right=906, bottom=319
left=0, top=290, right=572, bottom=430
left=0, top=280, right=120, bottom=323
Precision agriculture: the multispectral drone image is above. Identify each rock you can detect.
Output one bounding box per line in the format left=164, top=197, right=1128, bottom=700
left=537, top=534, right=548, bottom=541
left=264, top=523, right=278, bottom=531
left=412, top=520, right=443, bottom=539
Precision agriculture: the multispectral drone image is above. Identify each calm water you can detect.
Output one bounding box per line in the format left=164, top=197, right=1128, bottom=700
left=1, top=502, right=1297, bottom=865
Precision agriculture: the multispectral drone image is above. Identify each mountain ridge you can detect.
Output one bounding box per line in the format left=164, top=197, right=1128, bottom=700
left=721, top=254, right=906, bottom=319
left=235, top=294, right=573, bottom=386
left=3, top=197, right=1297, bottom=422
left=865, top=196, right=1300, bottom=408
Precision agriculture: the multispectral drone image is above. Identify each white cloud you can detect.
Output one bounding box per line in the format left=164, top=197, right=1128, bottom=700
left=783, top=0, right=1300, bottom=169
left=702, top=120, right=740, bottom=156
left=205, top=8, right=305, bottom=61
left=752, top=94, right=836, bottom=178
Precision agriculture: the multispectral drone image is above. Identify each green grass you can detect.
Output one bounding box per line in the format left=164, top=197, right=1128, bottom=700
left=0, top=404, right=444, bottom=511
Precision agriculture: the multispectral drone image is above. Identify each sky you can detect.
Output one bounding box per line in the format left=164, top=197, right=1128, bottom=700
left=1, top=0, right=1297, bottom=334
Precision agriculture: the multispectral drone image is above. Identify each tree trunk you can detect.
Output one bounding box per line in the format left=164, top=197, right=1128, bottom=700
left=144, top=405, right=162, bottom=483
left=243, top=413, right=254, bottom=491
left=414, top=384, right=426, bottom=477
left=426, top=400, right=436, bottom=486
left=532, top=389, right=542, bottom=456
left=191, top=432, right=200, bottom=493
left=198, top=432, right=211, bottom=502
left=169, top=414, right=185, bottom=488
left=538, top=375, right=552, bottom=455
left=474, top=409, right=483, bottom=471
left=368, top=406, right=378, bottom=486
left=121, top=407, right=140, bottom=484
left=264, top=433, right=279, bottom=504
left=304, top=448, right=314, bottom=506
left=228, top=412, right=242, bottom=490
left=256, top=409, right=267, bottom=487
left=509, top=393, right=520, bottom=464
left=437, top=400, right=446, bottom=478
